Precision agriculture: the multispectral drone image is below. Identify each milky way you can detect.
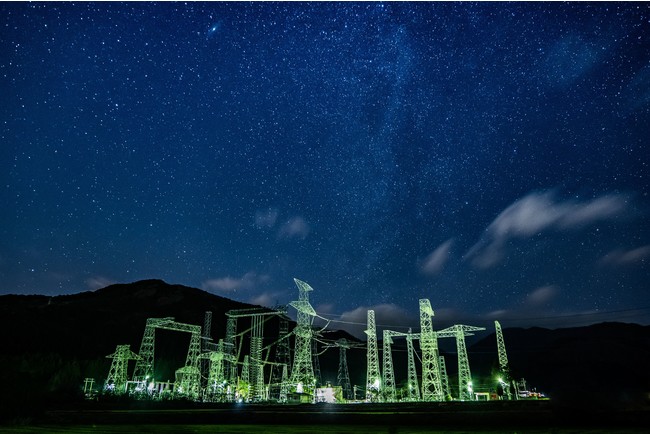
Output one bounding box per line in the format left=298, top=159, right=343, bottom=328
left=1, top=2, right=649, bottom=332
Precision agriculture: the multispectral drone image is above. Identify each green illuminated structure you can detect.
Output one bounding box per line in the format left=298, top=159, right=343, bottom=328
left=132, top=317, right=202, bottom=399
left=382, top=329, right=396, bottom=402
left=226, top=307, right=285, bottom=401
left=495, top=320, right=514, bottom=399
left=289, top=278, right=317, bottom=397
left=438, top=324, right=485, bottom=401
left=335, top=338, right=353, bottom=400
left=365, top=309, right=381, bottom=401
left=419, top=299, right=443, bottom=401
left=105, top=344, right=140, bottom=394
left=439, top=355, right=450, bottom=400
left=406, top=329, right=420, bottom=401
left=495, top=320, right=509, bottom=374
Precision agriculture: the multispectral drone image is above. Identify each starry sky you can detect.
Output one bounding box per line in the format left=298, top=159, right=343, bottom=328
left=2, top=2, right=649, bottom=334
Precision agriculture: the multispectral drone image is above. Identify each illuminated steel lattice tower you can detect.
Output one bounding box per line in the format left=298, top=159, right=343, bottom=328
left=439, top=355, right=450, bottom=400
left=365, top=309, right=381, bottom=401
left=289, top=278, right=316, bottom=395
left=132, top=318, right=159, bottom=381
left=241, top=355, right=250, bottom=383
left=438, top=324, right=485, bottom=401
left=174, top=328, right=202, bottom=399
left=382, top=330, right=396, bottom=402
left=495, top=320, right=513, bottom=399
left=249, top=315, right=265, bottom=401
left=201, top=311, right=213, bottom=389
left=495, top=321, right=509, bottom=374
left=312, top=337, right=322, bottom=387
left=203, top=340, right=226, bottom=400
left=419, top=299, right=443, bottom=401
left=225, top=316, right=238, bottom=384
left=336, top=339, right=353, bottom=400
left=406, top=329, right=420, bottom=401
left=271, top=313, right=291, bottom=401
left=105, top=344, right=140, bottom=394
left=279, top=364, right=289, bottom=402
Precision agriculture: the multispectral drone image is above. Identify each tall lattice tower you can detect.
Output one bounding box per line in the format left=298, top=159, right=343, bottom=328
left=495, top=320, right=509, bottom=374
left=439, top=355, right=450, bottom=400
left=336, top=339, right=353, bottom=400
left=406, top=329, right=420, bottom=401
left=270, top=312, right=291, bottom=400
left=132, top=318, right=158, bottom=381
left=204, top=340, right=226, bottom=401
left=225, top=316, right=238, bottom=384
left=438, top=324, right=485, bottom=401
left=201, top=311, right=213, bottom=389
left=312, top=337, right=322, bottom=387
left=495, top=320, right=513, bottom=399
left=419, top=299, right=443, bottom=401
left=289, top=278, right=316, bottom=395
left=105, top=344, right=140, bottom=394
left=249, top=315, right=265, bottom=401
left=365, top=309, right=381, bottom=401
left=382, top=330, right=396, bottom=402
left=279, top=364, right=289, bottom=402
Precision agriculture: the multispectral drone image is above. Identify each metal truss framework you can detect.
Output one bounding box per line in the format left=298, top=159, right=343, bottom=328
left=226, top=307, right=284, bottom=402
left=438, top=324, right=486, bottom=401
left=365, top=309, right=381, bottom=401
left=406, top=329, right=420, bottom=401
left=132, top=317, right=202, bottom=399
left=439, top=355, right=450, bottom=400
left=289, top=278, right=317, bottom=396
left=419, top=299, right=443, bottom=402
left=335, top=339, right=353, bottom=400
left=105, top=344, right=140, bottom=394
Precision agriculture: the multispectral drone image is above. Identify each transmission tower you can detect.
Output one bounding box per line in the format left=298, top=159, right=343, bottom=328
left=270, top=311, right=291, bottom=401
left=382, top=330, right=399, bottom=402
left=225, top=316, right=238, bottom=385
left=202, top=340, right=226, bottom=401
left=419, top=299, right=443, bottom=401
left=335, top=339, right=353, bottom=400
left=494, top=320, right=514, bottom=399
left=439, top=355, right=450, bottom=400
left=132, top=317, right=202, bottom=399
left=289, top=278, right=317, bottom=396
left=201, top=311, right=213, bottom=391
left=495, top=320, right=509, bottom=374
left=438, top=324, right=486, bottom=401
left=312, top=337, right=322, bottom=387
left=365, top=309, right=381, bottom=402
left=227, top=307, right=283, bottom=402
left=279, top=364, right=289, bottom=402
left=406, top=329, right=420, bottom=401
left=105, top=344, right=140, bottom=394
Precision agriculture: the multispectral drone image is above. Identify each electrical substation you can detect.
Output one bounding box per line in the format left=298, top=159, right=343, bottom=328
left=101, top=278, right=535, bottom=404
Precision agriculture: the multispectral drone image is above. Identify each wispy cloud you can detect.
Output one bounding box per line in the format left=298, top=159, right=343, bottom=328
left=525, top=285, right=559, bottom=307
left=420, top=239, right=454, bottom=276
left=248, top=290, right=286, bottom=308
left=278, top=216, right=310, bottom=240
left=86, top=276, right=115, bottom=290
left=202, top=271, right=270, bottom=293
left=600, top=245, right=650, bottom=267
left=465, top=191, right=630, bottom=268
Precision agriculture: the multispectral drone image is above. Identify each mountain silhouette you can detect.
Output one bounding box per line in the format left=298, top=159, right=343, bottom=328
left=1, top=279, right=648, bottom=423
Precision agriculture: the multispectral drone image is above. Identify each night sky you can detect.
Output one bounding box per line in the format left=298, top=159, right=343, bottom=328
left=2, top=2, right=649, bottom=334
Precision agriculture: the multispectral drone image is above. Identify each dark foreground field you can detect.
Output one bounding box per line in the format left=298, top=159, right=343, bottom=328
left=8, top=400, right=650, bottom=433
